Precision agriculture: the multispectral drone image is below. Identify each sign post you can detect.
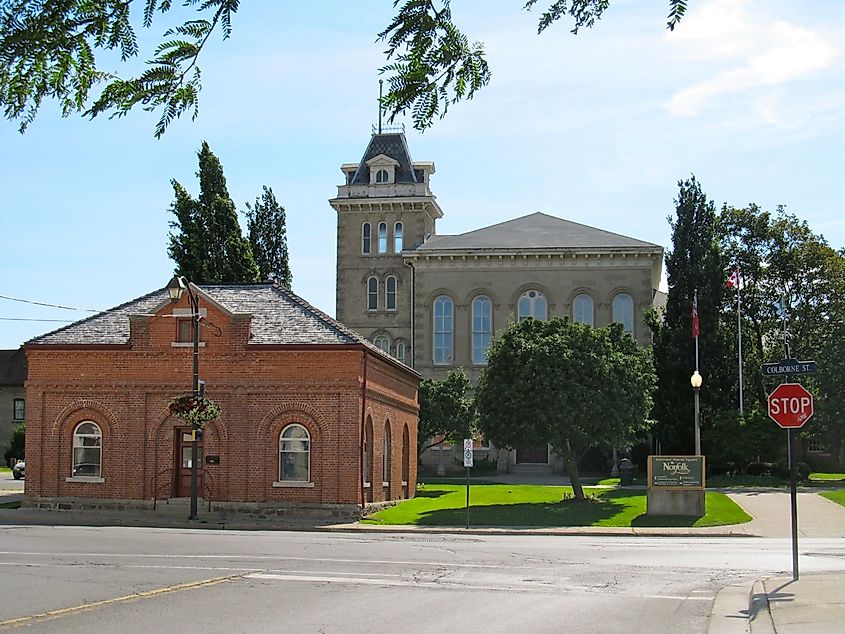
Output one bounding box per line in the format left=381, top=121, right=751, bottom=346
left=463, top=438, right=473, bottom=529
left=767, top=381, right=814, bottom=581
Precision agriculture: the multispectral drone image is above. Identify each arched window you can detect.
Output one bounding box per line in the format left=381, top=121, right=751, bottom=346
left=573, top=294, right=594, bottom=326
left=472, top=296, right=493, bottom=365
left=72, top=421, right=102, bottom=477
left=279, top=424, right=310, bottom=482
left=378, top=222, right=388, bottom=253
left=383, top=423, right=391, bottom=483
left=395, top=341, right=406, bottom=364
left=376, top=169, right=389, bottom=183
left=374, top=334, right=390, bottom=353
left=362, top=223, right=371, bottom=254
left=518, top=290, right=547, bottom=321
left=433, top=296, right=454, bottom=365
left=612, top=293, right=635, bottom=335
left=364, top=418, right=373, bottom=490
left=385, top=276, right=397, bottom=311
left=394, top=222, right=404, bottom=252
left=367, top=277, right=378, bottom=311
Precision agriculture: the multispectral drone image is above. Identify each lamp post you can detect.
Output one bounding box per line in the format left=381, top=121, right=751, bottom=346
left=167, top=275, right=200, bottom=520
left=690, top=370, right=703, bottom=456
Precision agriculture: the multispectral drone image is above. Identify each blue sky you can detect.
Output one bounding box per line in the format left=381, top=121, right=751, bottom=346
left=1, top=0, right=843, bottom=349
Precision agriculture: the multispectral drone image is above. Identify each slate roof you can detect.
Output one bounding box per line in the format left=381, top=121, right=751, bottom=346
left=414, top=212, right=661, bottom=252
left=0, top=348, right=26, bottom=385
left=26, top=285, right=410, bottom=371
left=350, top=132, right=420, bottom=185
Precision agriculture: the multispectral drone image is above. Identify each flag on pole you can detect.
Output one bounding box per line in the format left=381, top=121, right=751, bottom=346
left=725, top=268, right=739, bottom=288
left=691, top=293, right=700, bottom=339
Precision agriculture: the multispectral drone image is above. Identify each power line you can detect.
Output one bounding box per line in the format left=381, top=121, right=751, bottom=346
left=0, top=317, right=75, bottom=323
left=0, top=294, right=99, bottom=313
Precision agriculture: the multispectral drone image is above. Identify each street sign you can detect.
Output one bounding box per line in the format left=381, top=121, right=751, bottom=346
left=762, top=358, right=816, bottom=376
left=768, top=383, right=814, bottom=429
left=463, top=438, right=474, bottom=468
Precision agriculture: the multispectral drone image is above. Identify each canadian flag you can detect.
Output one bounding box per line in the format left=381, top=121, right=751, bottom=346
left=691, top=294, right=699, bottom=339
left=725, top=269, right=739, bottom=289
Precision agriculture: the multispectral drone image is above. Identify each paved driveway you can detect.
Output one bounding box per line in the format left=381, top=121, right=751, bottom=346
left=726, top=489, right=845, bottom=538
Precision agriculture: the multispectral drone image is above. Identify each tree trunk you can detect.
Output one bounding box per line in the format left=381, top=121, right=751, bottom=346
left=563, top=440, right=585, bottom=500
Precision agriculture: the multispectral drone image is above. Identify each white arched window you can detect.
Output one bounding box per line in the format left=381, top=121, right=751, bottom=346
left=362, top=223, right=371, bottom=254
left=395, top=341, right=406, bottom=364
left=376, top=169, right=389, bottom=183
left=374, top=334, right=390, bottom=353
left=378, top=222, right=388, bottom=253
left=279, top=424, right=310, bottom=482
left=472, top=296, right=492, bottom=365
left=612, top=293, right=635, bottom=335
left=394, top=222, right=404, bottom=252
left=386, top=276, right=397, bottom=311
left=518, top=290, right=547, bottom=321
left=72, top=421, right=102, bottom=477
left=573, top=294, right=594, bottom=326
left=383, top=423, right=391, bottom=483
left=367, top=277, right=378, bottom=311
left=433, top=296, right=453, bottom=365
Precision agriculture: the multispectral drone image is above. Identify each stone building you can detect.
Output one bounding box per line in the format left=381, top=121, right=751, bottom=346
left=331, top=129, right=663, bottom=472
left=23, top=283, right=419, bottom=518
left=0, top=348, right=26, bottom=461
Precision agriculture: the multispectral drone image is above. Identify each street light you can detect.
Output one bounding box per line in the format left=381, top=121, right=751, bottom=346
left=167, top=275, right=201, bottom=520
left=690, top=370, right=703, bottom=456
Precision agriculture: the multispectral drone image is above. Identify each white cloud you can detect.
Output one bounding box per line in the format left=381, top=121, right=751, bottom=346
left=665, top=0, right=840, bottom=118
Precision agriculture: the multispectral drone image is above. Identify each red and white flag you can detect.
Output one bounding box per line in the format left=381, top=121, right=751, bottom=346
left=725, top=268, right=739, bottom=289
left=691, top=293, right=699, bottom=339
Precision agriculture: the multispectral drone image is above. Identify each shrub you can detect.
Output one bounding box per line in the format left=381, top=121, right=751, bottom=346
left=4, top=424, right=24, bottom=466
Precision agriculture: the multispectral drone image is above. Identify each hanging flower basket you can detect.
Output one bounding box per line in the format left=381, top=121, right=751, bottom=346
left=169, top=394, right=220, bottom=428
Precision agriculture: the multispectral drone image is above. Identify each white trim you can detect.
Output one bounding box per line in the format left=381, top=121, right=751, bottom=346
left=65, top=476, right=105, bottom=483
left=272, top=481, right=315, bottom=488
left=171, top=342, right=207, bottom=348
left=382, top=482, right=390, bottom=487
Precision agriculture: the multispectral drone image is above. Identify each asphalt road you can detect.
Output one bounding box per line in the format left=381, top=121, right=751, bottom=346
left=2, top=526, right=844, bottom=633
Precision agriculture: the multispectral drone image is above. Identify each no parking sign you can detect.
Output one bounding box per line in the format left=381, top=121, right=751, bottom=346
left=463, top=438, right=473, bottom=468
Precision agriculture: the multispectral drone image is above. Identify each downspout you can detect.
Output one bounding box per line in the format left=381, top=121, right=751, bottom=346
left=359, top=349, right=369, bottom=509
left=404, top=258, right=416, bottom=369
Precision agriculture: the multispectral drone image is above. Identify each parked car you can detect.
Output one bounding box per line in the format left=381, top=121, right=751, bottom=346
left=12, top=460, right=24, bottom=480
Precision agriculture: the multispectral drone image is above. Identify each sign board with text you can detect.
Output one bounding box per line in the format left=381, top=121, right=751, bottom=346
left=768, top=382, right=814, bottom=429
left=463, top=438, right=474, bottom=468
left=762, top=359, right=816, bottom=377
left=648, top=456, right=705, bottom=490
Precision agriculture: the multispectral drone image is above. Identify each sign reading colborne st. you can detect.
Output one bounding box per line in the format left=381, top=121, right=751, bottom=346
left=648, top=456, right=705, bottom=490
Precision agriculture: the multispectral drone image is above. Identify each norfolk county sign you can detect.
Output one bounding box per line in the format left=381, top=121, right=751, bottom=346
left=648, top=456, right=705, bottom=490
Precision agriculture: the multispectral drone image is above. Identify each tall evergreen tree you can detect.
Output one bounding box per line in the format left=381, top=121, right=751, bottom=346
left=167, top=142, right=260, bottom=284
left=246, top=186, right=292, bottom=288
left=648, top=176, right=730, bottom=454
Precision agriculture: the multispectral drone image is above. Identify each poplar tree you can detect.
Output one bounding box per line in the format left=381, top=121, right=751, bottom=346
left=246, top=186, right=292, bottom=288
left=167, top=142, right=260, bottom=284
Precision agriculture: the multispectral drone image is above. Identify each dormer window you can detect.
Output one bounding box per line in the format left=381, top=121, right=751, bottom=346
left=376, top=169, right=389, bottom=183
left=366, top=154, right=399, bottom=185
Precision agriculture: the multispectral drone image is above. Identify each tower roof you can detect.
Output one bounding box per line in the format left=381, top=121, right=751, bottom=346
left=350, top=132, right=422, bottom=185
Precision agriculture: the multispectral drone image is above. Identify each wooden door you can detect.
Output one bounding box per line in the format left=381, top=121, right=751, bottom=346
left=516, top=445, right=548, bottom=464
left=177, top=430, right=203, bottom=497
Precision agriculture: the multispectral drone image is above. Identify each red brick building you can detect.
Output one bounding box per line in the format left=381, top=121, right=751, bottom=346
left=23, top=283, right=419, bottom=517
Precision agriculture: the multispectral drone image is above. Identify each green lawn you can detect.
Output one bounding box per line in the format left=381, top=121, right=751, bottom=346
left=820, top=490, right=845, bottom=508
left=811, top=473, right=845, bottom=482
left=0, top=467, right=10, bottom=475
left=363, top=483, right=750, bottom=528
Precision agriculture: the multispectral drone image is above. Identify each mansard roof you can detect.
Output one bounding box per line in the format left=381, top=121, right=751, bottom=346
left=26, top=284, right=408, bottom=367
left=415, top=212, right=661, bottom=252
left=350, top=132, right=421, bottom=185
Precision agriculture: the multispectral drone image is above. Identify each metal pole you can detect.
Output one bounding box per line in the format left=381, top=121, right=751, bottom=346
left=189, top=288, right=199, bottom=521
left=788, top=426, right=799, bottom=580
left=737, top=270, right=744, bottom=414
left=465, top=467, right=470, bottom=530
left=694, top=387, right=701, bottom=456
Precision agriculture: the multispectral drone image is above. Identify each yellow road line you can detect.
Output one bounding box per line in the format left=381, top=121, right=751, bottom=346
left=0, top=572, right=246, bottom=629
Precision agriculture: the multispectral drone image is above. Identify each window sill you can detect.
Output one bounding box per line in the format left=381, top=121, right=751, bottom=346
left=363, top=482, right=371, bottom=489
left=66, top=476, right=105, bottom=483
left=171, top=342, right=207, bottom=348
left=382, top=482, right=390, bottom=487
left=272, top=481, right=314, bottom=488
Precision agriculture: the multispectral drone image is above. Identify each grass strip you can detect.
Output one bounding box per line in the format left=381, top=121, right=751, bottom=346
left=820, top=490, right=845, bottom=508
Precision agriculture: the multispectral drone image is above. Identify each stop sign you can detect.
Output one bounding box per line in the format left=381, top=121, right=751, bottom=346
left=768, top=383, right=814, bottom=428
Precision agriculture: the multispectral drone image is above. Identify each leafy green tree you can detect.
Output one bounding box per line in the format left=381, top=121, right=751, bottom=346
left=168, top=141, right=260, bottom=284
left=417, top=368, right=475, bottom=459
left=246, top=186, right=292, bottom=288
left=475, top=318, right=655, bottom=499
left=1, top=1, right=689, bottom=136
left=4, top=424, right=24, bottom=465
left=647, top=176, right=731, bottom=455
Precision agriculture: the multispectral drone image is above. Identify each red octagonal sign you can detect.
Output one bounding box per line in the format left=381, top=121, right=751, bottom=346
left=768, top=382, right=814, bottom=429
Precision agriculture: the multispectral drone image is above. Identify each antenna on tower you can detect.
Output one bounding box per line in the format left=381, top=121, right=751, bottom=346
left=378, top=79, right=383, bottom=134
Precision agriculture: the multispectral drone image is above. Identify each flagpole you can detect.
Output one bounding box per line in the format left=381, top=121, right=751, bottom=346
left=737, top=267, right=744, bottom=415
left=694, top=288, right=699, bottom=371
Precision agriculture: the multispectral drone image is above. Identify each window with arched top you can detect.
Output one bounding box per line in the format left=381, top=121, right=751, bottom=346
left=378, top=222, right=388, bottom=253
left=383, top=423, right=391, bottom=483
left=364, top=419, right=373, bottom=492
left=394, top=222, right=404, bottom=252
left=612, top=293, right=635, bottom=335
left=573, top=294, right=594, bottom=326
left=433, top=296, right=454, bottom=365
left=395, top=341, right=406, bottom=364
left=374, top=334, right=390, bottom=353
left=472, top=296, right=493, bottom=365
left=376, top=169, right=389, bottom=183
left=386, top=276, right=397, bottom=311
left=518, top=290, right=547, bottom=321
left=362, top=223, right=371, bottom=254
left=279, top=424, right=310, bottom=482
left=72, top=421, right=102, bottom=477
left=367, top=277, right=378, bottom=311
